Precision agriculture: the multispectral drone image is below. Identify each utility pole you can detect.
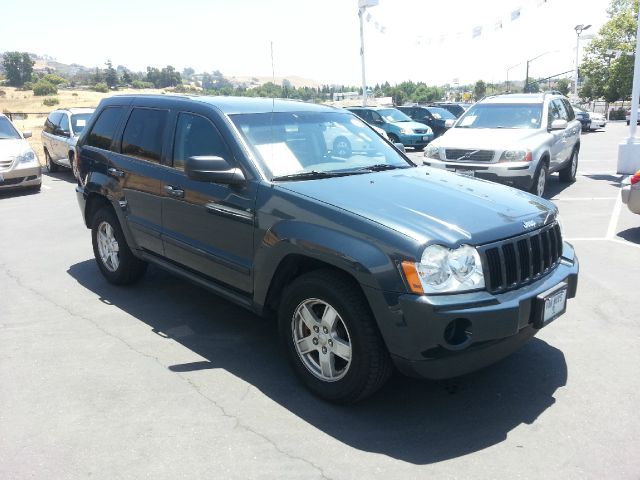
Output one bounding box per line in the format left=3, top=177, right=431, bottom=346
left=574, top=24, right=591, bottom=96
left=358, top=0, right=379, bottom=107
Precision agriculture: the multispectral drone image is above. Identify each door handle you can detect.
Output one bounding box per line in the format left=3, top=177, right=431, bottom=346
left=107, top=167, right=125, bottom=178
left=163, top=185, right=184, bottom=198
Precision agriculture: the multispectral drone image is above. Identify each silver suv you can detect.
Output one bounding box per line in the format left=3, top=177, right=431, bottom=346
left=41, top=108, right=94, bottom=173
left=423, top=93, right=581, bottom=196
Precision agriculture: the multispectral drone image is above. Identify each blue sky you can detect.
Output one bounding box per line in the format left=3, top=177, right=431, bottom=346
left=3, top=0, right=611, bottom=86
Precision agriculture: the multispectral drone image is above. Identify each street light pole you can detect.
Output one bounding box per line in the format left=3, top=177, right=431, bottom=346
left=524, top=51, right=556, bottom=93
left=574, top=24, right=591, bottom=96
left=358, top=0, right=379, bottom=107
left=506, top=62, right=523, bottom=92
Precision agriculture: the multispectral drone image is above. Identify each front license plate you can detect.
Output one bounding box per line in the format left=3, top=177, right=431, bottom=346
left=422, top=136, right=430, bottom=141
left=456, top=169, right=475, bottom=177
left=534, top=283, right=568, bottom=328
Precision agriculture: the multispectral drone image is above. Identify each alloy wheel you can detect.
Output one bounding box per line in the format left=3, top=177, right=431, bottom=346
left=97, top=221, right=120, bottom=272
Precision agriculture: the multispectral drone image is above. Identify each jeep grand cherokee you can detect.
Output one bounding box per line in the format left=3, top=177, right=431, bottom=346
left=74, top=95, right=579, bottom=403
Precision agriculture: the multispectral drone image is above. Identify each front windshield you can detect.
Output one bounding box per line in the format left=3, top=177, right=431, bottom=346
left=426, top=107, right=456, bottom=120
left=0, top=117, right=22, bottom=140
left=378, top=108, right=412, bottom=123
left=231, top=111, right=412, bottom=180
left=456, top=103, right=543, bottom=129
left=71, top=113, right=92, bottom=134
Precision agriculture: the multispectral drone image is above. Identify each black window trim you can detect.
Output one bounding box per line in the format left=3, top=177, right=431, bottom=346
left=119, top=106, right=170, bottom=165
left=85, top=105, right=128, bottom=152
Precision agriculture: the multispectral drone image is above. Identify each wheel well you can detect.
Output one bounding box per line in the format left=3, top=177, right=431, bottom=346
left=68, top=150, right=75, bottom=160
left=84, top=193, right=112, bottom=228
left=264, top=255, right=365, bottom=316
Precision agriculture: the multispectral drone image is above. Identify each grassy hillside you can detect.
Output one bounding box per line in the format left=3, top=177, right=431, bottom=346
left=0, top=86, right=165, bottom=164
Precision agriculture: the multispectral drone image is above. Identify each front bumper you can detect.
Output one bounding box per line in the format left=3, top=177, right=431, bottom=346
left=621, top=183, right=640, bottom=214
left=423, top=158, right=535, bottom=190
left=0, top=164, right=42, bottom=190
left=399, top=132, right=433, bottom=147
left=367, top=242, right=578, bottom=380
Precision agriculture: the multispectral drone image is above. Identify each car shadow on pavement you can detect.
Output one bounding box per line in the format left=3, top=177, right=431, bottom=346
left=544, top=176, right=573, bottom=199
left=42, top=170, right=77, bottom=184
left=617, top=227, right=640, bottom=244
left=0, top=187, right=41, bottom=199
left=583, top=174, right=623, bottom=187
left=68, top=259, right=568, bottom=465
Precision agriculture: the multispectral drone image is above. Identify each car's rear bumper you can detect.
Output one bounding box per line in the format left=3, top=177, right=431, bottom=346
left=365, top=242, right=578, bottom=380
left=399, top=132, right=433, bottom=147
left=0, top=164, right=42, bottom=190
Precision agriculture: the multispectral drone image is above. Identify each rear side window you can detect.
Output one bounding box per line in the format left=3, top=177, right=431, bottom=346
left=59, top=114, right=70, bottom=133
left=44, top=111, right=63, bottom=134
left=561, top=99, right=575, bottom=121
left=86, top=107, right=125, bottom=150
left=121, top=108, right=168, bottom=163
left=172, top=113, right=230, bottom=171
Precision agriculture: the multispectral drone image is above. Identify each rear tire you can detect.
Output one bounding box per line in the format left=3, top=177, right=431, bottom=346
left=91, top=206, right=147, bottom=285
left=278, top=270, right=392, bottom=404
left=388, top=133, right=400, bottom=144
left=559, top=148, right=578, bottom=183
left=45, top=150, right=59, bottom=173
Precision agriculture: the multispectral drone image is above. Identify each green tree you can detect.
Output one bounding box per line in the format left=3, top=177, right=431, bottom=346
left=555, top=78, right=570, bottom=95
left=104, top=60, right=118, bottom=89
left=524, top=78, right=540, bottom=93
left=473, top=80, right=487, bottom=101
left=2, top=52, right=34, bottom=87
left=93, top=67, right=104, bottom=84
left=579, top=0, right=638, bottom=101
left=121, top=69, right=133, bottom=85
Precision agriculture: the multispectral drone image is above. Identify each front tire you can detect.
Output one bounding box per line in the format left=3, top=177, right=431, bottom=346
left=91, top=206, right=147, bottom=285
left=278, top=270, right=392, bottom=403
left=529, top=161, right=548, bottom=197
left=559, top=148, right=578, bottom=183
left=45, top=150, right=59, bottom=173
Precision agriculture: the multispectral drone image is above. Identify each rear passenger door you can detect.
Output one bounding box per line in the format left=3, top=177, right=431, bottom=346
left=109, top=106, right=169, bottom=256
left=43, top=111, right=63, bottom=160
left=547, top=100, right=567, bottom=169
left=54, top=113, right=71, bottom=165
left=160, top=111, right=256, bottom=294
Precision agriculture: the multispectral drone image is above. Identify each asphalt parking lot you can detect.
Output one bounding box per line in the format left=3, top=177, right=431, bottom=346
left=1, top=122, right=639, bottom=479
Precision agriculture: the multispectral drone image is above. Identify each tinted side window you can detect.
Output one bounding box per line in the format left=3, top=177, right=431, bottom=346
left=370, top=111, right=383, bottom=123
left=58, top=114, right=70, bottom=132
left=553, top=99, right=568, bottom=121
left=172, top=113, right=230, bottom=171
left=548, top=101, right=562, bottom=125
left=44, top=111, right=63, bottom=134
left=86, top=107, right=126, bottom=150
left=561, top=99, right=575, bottom=121
left=121, top=108, right=168, bottom=163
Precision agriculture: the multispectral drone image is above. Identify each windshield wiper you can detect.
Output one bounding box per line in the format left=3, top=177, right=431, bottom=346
left=355, top=164, right=408, bottom=172
left=271, top=170, right=368, bottom=181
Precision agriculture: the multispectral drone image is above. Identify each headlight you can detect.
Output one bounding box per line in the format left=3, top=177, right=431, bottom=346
left=402, top=244, right=485, bottom=294
left=400, top=127, right=414, bottom=135
left=499, top=150, right=532, bottom=162
left=17, top=151, right=37, bottom=164
left=424, top=145, right=441, bottom=159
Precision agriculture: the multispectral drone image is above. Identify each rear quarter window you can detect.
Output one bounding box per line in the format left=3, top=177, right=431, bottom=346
left=86, top=107, right=126, bottom=150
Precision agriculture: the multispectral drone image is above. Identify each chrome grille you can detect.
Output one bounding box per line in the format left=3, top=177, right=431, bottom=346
left=445, top=149, right=495, bottom=162
left=479, top=223, right=563, bottom=293
left=0, top=157, right=15, bottom=171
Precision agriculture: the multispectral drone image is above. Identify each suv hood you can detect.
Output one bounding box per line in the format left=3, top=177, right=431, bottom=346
left=277, top=166, right=557, bottom=247
left=435, top=127, right=543, bottom=150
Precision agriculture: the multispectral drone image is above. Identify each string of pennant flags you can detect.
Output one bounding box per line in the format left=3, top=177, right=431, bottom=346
left=362, top=0, right=554, bottom=45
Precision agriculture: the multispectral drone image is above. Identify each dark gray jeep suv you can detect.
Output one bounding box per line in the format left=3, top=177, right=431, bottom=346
left=74, top=95, right=579, bottom=403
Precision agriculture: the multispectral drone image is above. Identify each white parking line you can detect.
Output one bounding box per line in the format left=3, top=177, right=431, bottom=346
left=550, top=197, right=616, bottom=201
left=606, top=193, right=623, bottom=240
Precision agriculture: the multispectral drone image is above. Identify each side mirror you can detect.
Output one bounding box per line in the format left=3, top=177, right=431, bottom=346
left=56, top=128, right=71, bottom=137
left=184, top=155, right=245, bottom=185
left=22, top=131, right=32, bottom=139
left=393, top=142, right=406, bottom=153
left=550, top=119, right=568, bottom=130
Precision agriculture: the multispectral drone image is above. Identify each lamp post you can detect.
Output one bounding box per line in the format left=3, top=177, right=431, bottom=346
left=524, top=51, right=556, bottom=92
left=358, top=0, right=379, bottom=107
left=574, top=24, right=591, bottom=96
left=506, top=62, right=523, bottom=92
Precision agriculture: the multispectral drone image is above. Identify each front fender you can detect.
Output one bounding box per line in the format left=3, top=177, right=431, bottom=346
left=253, top=220, right=406, bottom=308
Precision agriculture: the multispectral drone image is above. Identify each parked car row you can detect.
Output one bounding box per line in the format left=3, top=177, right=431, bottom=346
left=573, top=105, right=607, bottom=132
